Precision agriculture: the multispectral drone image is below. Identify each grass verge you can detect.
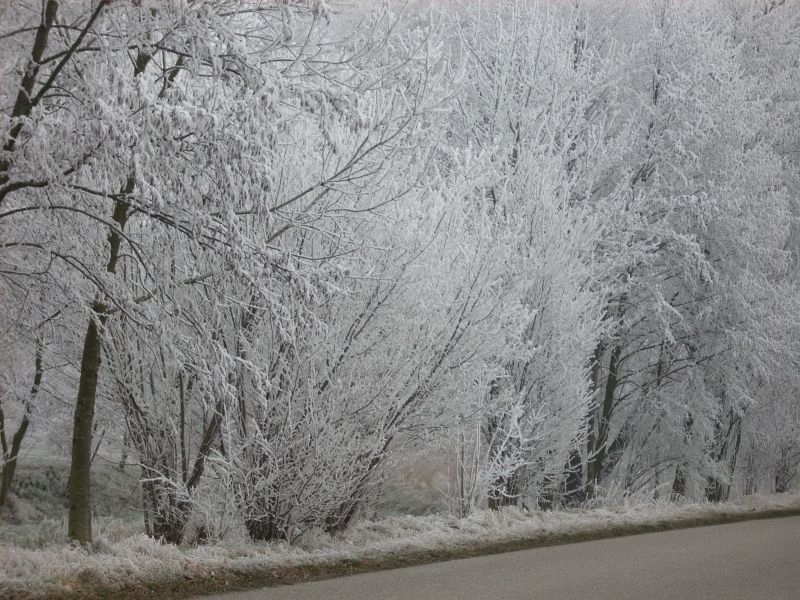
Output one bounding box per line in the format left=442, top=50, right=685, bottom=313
left=5, top=502, right=800, bottom=600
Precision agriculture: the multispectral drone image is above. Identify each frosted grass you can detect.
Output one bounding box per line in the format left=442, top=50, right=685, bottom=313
left=2, top=492, right=798, bottom=598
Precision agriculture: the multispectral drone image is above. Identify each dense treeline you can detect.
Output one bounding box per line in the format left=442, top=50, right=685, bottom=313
left=1, top=0, right=798, bottom=545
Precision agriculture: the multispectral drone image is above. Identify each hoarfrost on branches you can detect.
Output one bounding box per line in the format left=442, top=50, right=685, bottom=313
left=0, top=0, right=798, bottom=549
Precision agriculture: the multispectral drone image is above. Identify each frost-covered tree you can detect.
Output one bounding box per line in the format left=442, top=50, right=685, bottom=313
left=581, top=0, right=798, bottom=502
left=2, top=0, right=799, bottom=549
left=439, top=2, right=614, bottom=512
left=1, top=0, right=455, bottom=543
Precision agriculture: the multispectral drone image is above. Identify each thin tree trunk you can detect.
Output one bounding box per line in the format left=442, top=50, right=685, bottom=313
left=671, top=464, right=688, bottom=500
left=0, top=341, right=42, bottom=506
left=488, top=469, right=521, bottom=510
left=0, top=0, right=59, bottom=505
left=90, top=426, right=106, bottom=466
left=118, top=430, right=129, bottom=472
left=0, top=0, right=58, bottom=183
left=561, top=446, right=584, bottom=506
left=671, top=412, right=693, bottom=500
left=457, top=427, right=468, bottom=517
left=584, top=341, right=605, bottom=499
left=705, top=400, right=742, bottom=503
left=586, top=345, right=622, bottom=498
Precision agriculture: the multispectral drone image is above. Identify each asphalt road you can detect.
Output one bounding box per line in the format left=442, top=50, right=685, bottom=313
left=202, top=516, right=800, bottom=600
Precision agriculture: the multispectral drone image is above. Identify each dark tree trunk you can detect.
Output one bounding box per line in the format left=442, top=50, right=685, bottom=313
left=774, top=445, right=798, bottom=494
left=704, top=477, right=727, bottom=503
left=561, top=446, right=585, bottom=506
left=68, top=196, right=130, bottom=544
left=671, top=464, right=687, bottom=500
left=671, top=413, right=693, bottom=501
left=243, top=492, right=287, bottom=542
left=141, top=467, right=191, bottom=545
left=704, top=405, right=742, bottom=504
left=488, top=469, right=521, bottom=510
left=245, top=516, right=285, bottom=542
left=0, top=415, right=28, bottom=505
left=68, top=313, right=104, bottom=543
left=775, top=470, right=789, bottom=494
left=118, top=431, right=128, bottom=472
left=323, top=450, right=386, bottom=535
left=586, top=345, right=622, bottom=498
left=0, top=342, right=41, bottom=507
left=324, top=493, right=364, bottom=535
left=0, top=0, right=58, bottom=506
left=0, top=0, right=58, bottom=175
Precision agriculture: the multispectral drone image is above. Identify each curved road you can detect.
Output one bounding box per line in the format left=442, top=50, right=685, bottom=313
left=203, top=516, right=800, bottom=600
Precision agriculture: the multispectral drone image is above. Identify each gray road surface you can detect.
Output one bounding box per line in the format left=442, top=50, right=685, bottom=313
left=202, top=516, right=800, bottom=600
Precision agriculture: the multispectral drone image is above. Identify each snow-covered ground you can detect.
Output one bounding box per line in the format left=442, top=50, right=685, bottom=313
left=2, top=491, right=799, bottom=599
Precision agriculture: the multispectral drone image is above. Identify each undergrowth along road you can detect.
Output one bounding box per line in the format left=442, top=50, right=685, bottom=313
left=2, top=494, right=799, bottom=600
